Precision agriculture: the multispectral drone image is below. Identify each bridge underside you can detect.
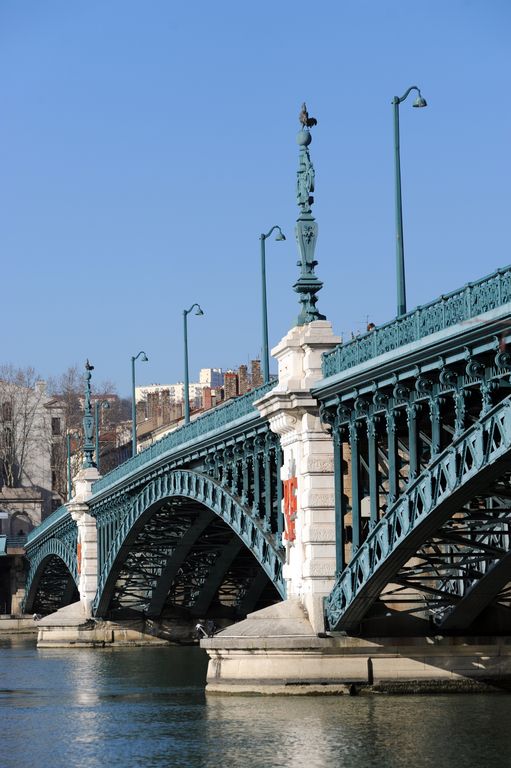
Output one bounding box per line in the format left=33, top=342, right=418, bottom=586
left=326, top=398, right=511, bottom=636
left=95, top=496, right=282, bottom=626
left=341, top=471, right=511, bottom=637
left=28, top=556, right=78, bottom=616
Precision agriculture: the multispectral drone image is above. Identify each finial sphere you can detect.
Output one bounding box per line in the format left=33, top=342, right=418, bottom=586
left=297, top=129, right=312, bottom=147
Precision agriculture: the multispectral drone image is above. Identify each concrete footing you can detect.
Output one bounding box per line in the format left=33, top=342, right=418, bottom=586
left=0, top=615, right=38, bottom=634
left=201, top=600, right=511, bottom=694
left=36, top=602, right=180, bottom=648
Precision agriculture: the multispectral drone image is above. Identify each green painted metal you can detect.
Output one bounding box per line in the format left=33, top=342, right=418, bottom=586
left=146, top=509, right=215, bottom=617
left=92, top=469, right=285, bottom=616
left=23, top=516, right=78, bottom=614
left=26, top=505, right=69, bottom=544
left=322, top=264, right=511, bottom=378
left=393, top=86, right=427, bottom=317
left=131, top=351, right=148, bottom=457
left=294, top=104, right=326, bottom=326
left=92, top=380, right=275, bottom=495
left=95, top=400, right=110, bottom=472
left=66, top=433, right=72, bottom=501
left=325, top=395, right=511, bottom=631
left=319, top=307, right=511, bottom=632
left=82, top=360, right=96, bottom=468
left=183, top=303, right=204, bottom=425
left=260, top=226, right=286, bottom=383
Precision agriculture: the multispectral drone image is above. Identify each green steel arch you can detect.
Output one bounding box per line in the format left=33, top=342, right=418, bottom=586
left=326, top=397, right=511, bottom=632
left=93, top=469, right=285, bottom=616
left=23, top=537, right=78, bottom=613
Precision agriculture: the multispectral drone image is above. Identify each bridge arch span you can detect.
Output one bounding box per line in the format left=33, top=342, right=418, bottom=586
left=326, top=397, right=511, bottom=632
left=24, top=538, right=78, bottom=615
left=93, top=469, right=285, bottom=618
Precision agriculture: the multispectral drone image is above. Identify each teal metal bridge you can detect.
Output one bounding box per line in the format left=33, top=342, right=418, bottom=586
left=22, top=264, right=511, bottom=636
left=20, top=108, right=511, bottom=639
left=24, top=381, right=285, bottom=621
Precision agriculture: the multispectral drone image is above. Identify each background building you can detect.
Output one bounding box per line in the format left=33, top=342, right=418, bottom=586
left=0, top=378, right=65, bottom=534
left=136, top=383, right=203, bottom=411
left=199, top=368, right=224, bottom=388
left=0, top=375, right=65, bottom=613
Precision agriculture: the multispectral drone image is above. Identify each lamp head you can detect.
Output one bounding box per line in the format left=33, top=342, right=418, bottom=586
left=141, top=352, right=149, bottom=362
left=102, top=400, right=110, bottom=410
left=413, top=94, right=427, bottom=108
left=275, top=231, right=286, bottom=241
left=195, top=306, right=204, bottom=316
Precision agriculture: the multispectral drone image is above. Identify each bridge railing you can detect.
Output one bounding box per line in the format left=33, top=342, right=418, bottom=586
left=26, top=505, right=69, bottom=544
left=92, top=380, right=276, bottom=494
left=322, top=264, right=511, bottom=379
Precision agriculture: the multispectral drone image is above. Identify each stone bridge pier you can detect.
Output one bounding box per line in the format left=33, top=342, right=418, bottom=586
left=67, top=467, right=99, bottom=616
left=256, top=320, right=340, bottom=632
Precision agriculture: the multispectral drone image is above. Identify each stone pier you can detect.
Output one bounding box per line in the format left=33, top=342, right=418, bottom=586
left=202, top=601, right=511, bottom=695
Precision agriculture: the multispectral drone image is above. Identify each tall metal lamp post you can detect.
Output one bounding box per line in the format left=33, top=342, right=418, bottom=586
left=66, top=432, right=79, bottom=501
left=183, top=304, right=204, bottom=424
left=131, top=351, right=148, bottom=457
left=94, top=400, right=110, bottom=472
left=392, top=85, right=427, bottom=317
left=260, top=226, right=286, bottom=383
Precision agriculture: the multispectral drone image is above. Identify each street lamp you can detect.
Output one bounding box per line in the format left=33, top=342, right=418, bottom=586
left=183, top=304, right=204, bottom=424
left=131, top=351, right=148, bottom=457
left=392, top=85, right=427, bottom=317
left=94, top=400, right=110, bottom=472
left=66, top=432, right=79, bottom=501
left=260, top=226, right=286, bottom=383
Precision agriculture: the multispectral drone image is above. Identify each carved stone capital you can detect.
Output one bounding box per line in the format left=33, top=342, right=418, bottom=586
left=71, top=466, right=101, bottom=504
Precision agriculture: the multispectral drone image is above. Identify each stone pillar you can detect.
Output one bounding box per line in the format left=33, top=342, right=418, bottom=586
left=256, top=320, right=340, bottom=633
left=67, top=467, right=100, bottom=617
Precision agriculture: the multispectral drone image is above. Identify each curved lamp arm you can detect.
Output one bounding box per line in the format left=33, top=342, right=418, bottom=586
left=261, top=225, right=286, bottom=242
left=184, top=303, right=204, bottom=317
left=393, top=85, right=427, bottom=107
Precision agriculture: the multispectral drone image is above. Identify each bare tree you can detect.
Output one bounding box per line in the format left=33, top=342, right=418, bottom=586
left=48, top=366, right=132, bottom=478
left=0, top=365, right=47, bottom=488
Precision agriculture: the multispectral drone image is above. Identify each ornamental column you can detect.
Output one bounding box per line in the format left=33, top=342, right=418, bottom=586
left=256, top=105, right=340, bottom=632
left=67, top=360, right=100, bottom=616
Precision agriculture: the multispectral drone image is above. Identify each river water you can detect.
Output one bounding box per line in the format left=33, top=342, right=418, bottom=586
left=1, top=636, right=510, bottom=768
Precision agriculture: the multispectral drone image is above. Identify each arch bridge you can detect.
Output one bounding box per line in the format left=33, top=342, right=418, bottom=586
left=24, top=381, right=285, bottom=628
left=23, top=266, right=511, bottom=640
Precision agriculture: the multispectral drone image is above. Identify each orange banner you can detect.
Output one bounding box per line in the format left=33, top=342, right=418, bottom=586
left=283, top=477, right=297, bottom=542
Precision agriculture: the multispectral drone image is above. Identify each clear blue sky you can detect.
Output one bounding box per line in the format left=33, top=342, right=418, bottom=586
left=1, top=1, right=510, bottom=396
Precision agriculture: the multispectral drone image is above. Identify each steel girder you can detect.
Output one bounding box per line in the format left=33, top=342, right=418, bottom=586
left=23, top=537, right=78, bottom=615
left=93, top=469, right=285, bottom=617
left=326, top=396, right=511, bottom=631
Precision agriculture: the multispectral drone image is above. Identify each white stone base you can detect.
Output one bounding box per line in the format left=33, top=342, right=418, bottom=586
left=0, top=615, right=38, bottom=634
left=36, top=602, right=182, bottom=648
left=202, top=601, right=511, bottom=694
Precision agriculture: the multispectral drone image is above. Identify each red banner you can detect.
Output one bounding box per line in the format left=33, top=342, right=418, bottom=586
left=283, top=477, right=297, bottom=542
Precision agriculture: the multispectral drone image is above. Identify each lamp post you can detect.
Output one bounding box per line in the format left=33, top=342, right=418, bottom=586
left=131, top=351, right=148, bottom=457
left=183, top=304, right=204, bottom=424
left=392, top=85, right=427, bottom=317
left=94, top=400, right=110, bottom=472
left=66, top=432, right=76, bottom=501
left=260, top=226, right=286, bottom=383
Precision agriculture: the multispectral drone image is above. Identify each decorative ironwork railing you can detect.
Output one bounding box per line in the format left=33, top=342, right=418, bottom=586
left=26, top=505, right=69, bottom=544
left=92, top=381, right=275, bottom=494
left=322, top=265, right=511, bottom=378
